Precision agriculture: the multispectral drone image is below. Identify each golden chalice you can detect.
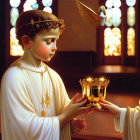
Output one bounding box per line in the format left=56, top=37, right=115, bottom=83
left=80, top=76, right=109, bottom=110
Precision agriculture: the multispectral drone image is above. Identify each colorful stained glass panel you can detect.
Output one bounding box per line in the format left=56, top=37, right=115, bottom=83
left=10, top=8, right=19, bottom=27
left=112, top=16, right=121, bottom=27
left=32, top=3, right=39, bottom=9
left=112, top=8, right=121, bottom=18
left=112, top=8, right=121, bottom=26
left=105, top=1, right=121, bottom=27
left=43, top=7, right=52, bottom=13
left=104, top=27, right=121, bottom=56
left=105, top=9, right=113, bottom=27
left=127, top=28, right=135, bottom=56
left=10, top=0, right=21, bottom=7
left=113, top=0, right=121, bottom=8
left=127, top=7, right=135, bottom=26
left=23, top=0, right=37, bottom=11
left=105, top=0, right=113, bottom=8
left=10, top=28, right=24, bottom=56
left=42, top=0, right=52, bottom=7
left=126, top=0, right=136, bottom=7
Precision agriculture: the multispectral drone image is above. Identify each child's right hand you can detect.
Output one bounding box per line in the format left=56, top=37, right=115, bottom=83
left=99, top=100, right=121, bottom=118
left=58, top=93, right=90, bottom=127
left=64, top=93, right=90, bottom=120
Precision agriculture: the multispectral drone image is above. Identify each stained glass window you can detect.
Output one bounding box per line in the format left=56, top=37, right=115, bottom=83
left=127, top=28, right=135, bottom=56
left=127, top=7, right=135, bottom=26
left=113, top=0, right=121, bottom=8
left=42, top=0, right=53, bottom=7
left=32, top=3, right=39, bottom=10
left=104, top=28, right=121, bottom=56
left=43, top=6, right=52, bottom=13
left=10, top=0, right=21, bottom=7
left=112, top=8, right=121, bottom=26
left=126, top=0, right=136, bottom=7
left=105, top=9, right=113, bottom=27
left=23, top=0, right=38, bottom=11
left=10, top=8, right=19, bottom=27
left=126, top=0, right=136, bottom=56
left=10, top=27, right=24, bottom=56
left=10, top=0, right=54, bottom=56
left=103, top=0, right=136, bottom=59
left=105, top=7, right=121, bottom=27
left=9, top=0, right=23, bottom=56
left=104, top=0, right=121, bottom=56
left=42, top=0, right=53, bottom=13
left=105, top=0, right=121, bottom=27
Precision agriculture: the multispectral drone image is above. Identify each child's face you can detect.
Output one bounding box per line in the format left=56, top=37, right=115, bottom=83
left=29, top=28, right=60, bottom=61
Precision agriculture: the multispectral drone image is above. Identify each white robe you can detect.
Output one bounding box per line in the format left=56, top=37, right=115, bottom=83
left=114, top=102, right=140, bottom=140
left=0, top=60, right=71, bottom=140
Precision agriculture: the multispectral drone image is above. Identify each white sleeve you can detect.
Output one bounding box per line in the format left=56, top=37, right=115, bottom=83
left=114, top=108, right=126, bottom=132
left=120, top=108, right=126, bottom=132
left=1, top=68, right=60, bottom=140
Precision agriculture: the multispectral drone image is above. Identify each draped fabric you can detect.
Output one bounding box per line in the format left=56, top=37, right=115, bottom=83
left=114, top=103, right=140, bottom=140
left=1, top=60, right=71, bottom=140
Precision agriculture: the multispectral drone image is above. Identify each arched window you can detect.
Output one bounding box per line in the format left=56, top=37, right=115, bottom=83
left=9, top=0, right=55, bottom=56
left=104, top=0, right=122, bottom=56
left=98, top=0, right=138, bottom=66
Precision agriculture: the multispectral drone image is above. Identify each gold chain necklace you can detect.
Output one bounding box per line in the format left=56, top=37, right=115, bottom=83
left=22, top=65, right=51, bottom=117
left=40, top=72, right=51, bottom=117
left=27, top=71, right=51, bottom=117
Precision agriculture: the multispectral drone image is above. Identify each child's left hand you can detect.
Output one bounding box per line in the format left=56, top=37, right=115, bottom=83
left=70, top=118, right=87, bottom=132
left=99, top=100, right=121, bottom=117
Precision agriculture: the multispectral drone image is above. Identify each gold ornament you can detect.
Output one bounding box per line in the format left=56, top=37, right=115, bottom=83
left=41, top=110, right=46, bottom=117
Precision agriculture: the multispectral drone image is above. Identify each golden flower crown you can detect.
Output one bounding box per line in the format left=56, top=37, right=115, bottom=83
left=21, top=18, right=64, bottom=28
left=17, top=18, right=64, bottom=32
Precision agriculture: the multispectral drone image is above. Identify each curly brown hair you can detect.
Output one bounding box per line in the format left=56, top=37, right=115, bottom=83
left=15, top=10, right=65, bottom=46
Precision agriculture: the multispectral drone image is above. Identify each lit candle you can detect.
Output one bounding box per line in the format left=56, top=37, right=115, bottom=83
left=99, top=77, right=105, bottom=82
left=86, top=77, right=93, bottom=82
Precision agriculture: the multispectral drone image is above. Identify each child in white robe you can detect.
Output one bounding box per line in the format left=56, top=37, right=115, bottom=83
left=0, top=10, right=90, bottom=140
left=100, top=100, right=140, bottom=140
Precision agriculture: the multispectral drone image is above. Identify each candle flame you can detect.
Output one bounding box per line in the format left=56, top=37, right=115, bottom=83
left=86, top=77, right=93, bottom=82
left=99, top=77, right=105, bottom=82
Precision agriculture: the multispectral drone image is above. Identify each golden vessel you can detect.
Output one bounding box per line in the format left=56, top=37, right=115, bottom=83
left=80, top=77, right=109, bottom=109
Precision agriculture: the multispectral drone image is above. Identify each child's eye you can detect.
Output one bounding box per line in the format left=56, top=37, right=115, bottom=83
left=51, top=38, right=56, bottom=42
left=45, top=38, right=56, bottom=45
left=45, top=39, right=51, bottom=45
left=46, top=40, right=51, bottom=45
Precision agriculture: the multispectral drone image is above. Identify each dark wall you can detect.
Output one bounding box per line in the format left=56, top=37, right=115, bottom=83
left=0, top=0, right=6, bottom=81
left=138, top=0, right=140, bottom=67
left=58, top=0, right=98, bottom=52
left=48, top=51, right=97, bottom=89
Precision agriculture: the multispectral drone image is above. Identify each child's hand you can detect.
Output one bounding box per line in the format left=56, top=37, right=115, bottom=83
left=58, top=93, right=90, bottom=127
left=99, top=100, right=121, bottom=117
left=64, top=93, right=90, bottom=119
left=71, top=93, right=97, bottom=115
left=70, top=118, right=87, bottom=132
left=71, top=93, right=85, bottom=104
